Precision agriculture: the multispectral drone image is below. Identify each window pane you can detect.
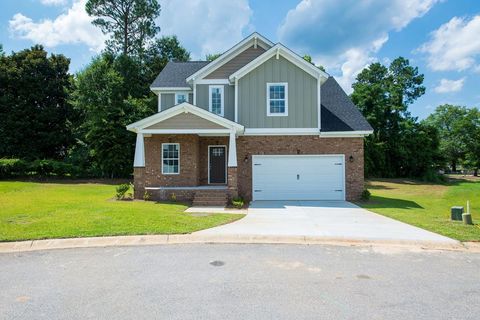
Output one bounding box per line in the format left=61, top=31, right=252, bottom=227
left=211, top=88, right=222, bottom=115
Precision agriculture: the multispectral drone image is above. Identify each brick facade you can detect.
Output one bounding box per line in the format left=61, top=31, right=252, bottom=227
left=134, top=134, right=365, bottom=202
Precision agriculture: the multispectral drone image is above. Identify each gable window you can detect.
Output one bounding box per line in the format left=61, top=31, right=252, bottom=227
left=267, top=83, right=288, bottom=116
left=162, top=143, right=180, bottom=174
left=209, top=85, right=224, bottom=117
left=175, top=92, right=188, bottom=104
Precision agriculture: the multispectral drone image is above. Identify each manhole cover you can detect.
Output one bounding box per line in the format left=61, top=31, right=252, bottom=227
left=210, top=260, right=225, bottom=267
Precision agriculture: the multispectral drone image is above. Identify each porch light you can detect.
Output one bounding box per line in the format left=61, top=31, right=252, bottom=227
left=244, top=155, right=249, bottom=162
left=349, top=155, right=354, bottom=162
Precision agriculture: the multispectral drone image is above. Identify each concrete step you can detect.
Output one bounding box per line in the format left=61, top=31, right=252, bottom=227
left=192, top=200, right=228, bottom=207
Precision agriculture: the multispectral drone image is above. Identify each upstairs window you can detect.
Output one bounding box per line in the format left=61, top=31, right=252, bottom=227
left=162, top=143, right=180, bottom=174
left=209, top=85, right=224, bottom=117
left=175, top=92, right=188, bottom=104
left=267, top=83, right=288, bottom=116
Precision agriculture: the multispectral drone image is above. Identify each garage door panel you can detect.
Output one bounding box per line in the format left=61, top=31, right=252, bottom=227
left=252, top=155, right=345, bottom=201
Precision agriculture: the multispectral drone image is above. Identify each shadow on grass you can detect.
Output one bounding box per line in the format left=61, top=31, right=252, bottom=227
left=362, top=196, right=423, bottom=210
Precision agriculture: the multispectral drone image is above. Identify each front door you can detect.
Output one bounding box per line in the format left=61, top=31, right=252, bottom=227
left=209, top=146, right=226, bottom=184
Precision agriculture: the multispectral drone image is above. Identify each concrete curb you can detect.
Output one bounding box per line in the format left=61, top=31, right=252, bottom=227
left=0, top=234, right=478, bottom=253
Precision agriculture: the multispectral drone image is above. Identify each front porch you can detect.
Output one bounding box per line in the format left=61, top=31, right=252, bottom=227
left=127, top=103, right=243, bottom=205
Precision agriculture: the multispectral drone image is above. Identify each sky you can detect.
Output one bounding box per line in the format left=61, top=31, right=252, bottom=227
left=1, top=0, right=480, bottom=119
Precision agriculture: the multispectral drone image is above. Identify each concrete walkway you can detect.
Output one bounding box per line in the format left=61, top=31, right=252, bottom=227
left=196, top=201, right=457, bottom=244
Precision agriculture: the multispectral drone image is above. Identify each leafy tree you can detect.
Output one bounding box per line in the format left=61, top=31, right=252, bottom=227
left=424, top=104, right=468, bottom=171
left=206, top=53, right=222, bottom=61
left=302, top=54, right=326, bottom=72
left=351, top=57, right=435, bottom=178
left=144, top=35, right=190, bottom=83
left=0, top=45, right=73, bottom=159
left=74, top=53, right=154, bottom=177
left=86, top=0, right=161, bottom=56
left=0, top=44, right=4, bottom=56
left=459, top=108, right=480, bottom=176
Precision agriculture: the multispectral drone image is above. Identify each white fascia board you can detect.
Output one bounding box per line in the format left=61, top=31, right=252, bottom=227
left=126, top=102, right=244, bottom=133
left=196, top=79, right=230, bottom=85
left=150, top=87, right=192, bottom=92
left=140, top=129, right=232, bottom=135
left=186, top=32, right=274, bottom=83
left=229, top=44, right=329, bottom=82
left=319, top=131, right=373, bottom=137
left=243, top=128, right=320, bottom=136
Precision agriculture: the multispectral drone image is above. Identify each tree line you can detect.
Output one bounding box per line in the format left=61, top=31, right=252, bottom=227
left=0, top=0, right=479, bottom=179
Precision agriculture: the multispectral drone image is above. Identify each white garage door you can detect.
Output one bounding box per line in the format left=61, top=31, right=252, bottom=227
left=252, top=155, right=345, bottom=201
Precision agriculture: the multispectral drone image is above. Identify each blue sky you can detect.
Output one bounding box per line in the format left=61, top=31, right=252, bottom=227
left=1, top=0, right=480, bottom=119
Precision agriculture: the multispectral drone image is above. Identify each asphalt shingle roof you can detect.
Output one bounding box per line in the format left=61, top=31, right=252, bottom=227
left=150, top=61, right=209, bottom=88
left=320, top=77, right=373, bottom=132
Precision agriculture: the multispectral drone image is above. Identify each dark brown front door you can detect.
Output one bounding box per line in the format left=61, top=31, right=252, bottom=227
left=209, top=146, right=226, bottom=184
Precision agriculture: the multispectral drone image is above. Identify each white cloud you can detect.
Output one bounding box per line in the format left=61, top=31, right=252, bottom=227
left=9, top=0, right=105, bottom=52
left=419, top=15, right=480, bottom=71
left=157, top=0, right=252, bottom=60
left=434, top=78, right=465, bottom=93
left=39, top=0, right=67, bottom=6
left=278, top=0, right=439, bottom=92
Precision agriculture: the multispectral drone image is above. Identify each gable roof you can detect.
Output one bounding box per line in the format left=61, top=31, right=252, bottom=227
left=229, top=43, right=330, bottom=81
left=321, top=77, right=373, bottom=132
left=126, top=102, right=244, bottom=133
left=186, top=32, right=274, bottom=83
left=150, top=61, right=209, bottom=89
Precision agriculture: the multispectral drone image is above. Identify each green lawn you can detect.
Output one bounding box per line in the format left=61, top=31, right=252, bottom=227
left=0, top=181, right=244, bottom=242
left=359, top=177, right=480, bottom=241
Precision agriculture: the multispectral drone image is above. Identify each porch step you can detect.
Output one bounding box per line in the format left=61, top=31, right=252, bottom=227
left=192, top=189, right=228, bottom=207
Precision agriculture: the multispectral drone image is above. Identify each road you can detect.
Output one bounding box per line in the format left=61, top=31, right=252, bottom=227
left=1, top=244, right=479, bottom=319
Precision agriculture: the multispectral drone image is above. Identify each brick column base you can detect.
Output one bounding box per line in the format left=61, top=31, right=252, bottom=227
left=227, top=167, right=238, bottom=200
left=133, top=167, right=146, bottom=199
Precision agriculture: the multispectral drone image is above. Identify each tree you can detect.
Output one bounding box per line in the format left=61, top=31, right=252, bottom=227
left=206, top=53, right=222, bottom=61
left=302, top=54, right=326, bottom=72
left=144, top=35, right=190, bottom=83
left=459, top=108, right=480, bottom=176
left=0, top=45, right=73, bottom=159
left=351, top=57, right=434, bottom=178
left=86, top=0, right=161, bottom=56
left=74, top=53, right=154, bottom=177
left=424, top=104, right=468, bottom=171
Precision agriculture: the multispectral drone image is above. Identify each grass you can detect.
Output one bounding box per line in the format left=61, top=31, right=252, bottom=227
left=0, top=181, right=244, bottom=242
left=358, top=176, right=480, bottom=241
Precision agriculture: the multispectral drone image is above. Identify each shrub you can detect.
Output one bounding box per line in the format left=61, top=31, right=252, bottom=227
left=170, top=193, right=177, bottom=202
left=143, top=191, right=151, bottom=201
left=116, top=183, right=130, bottom=200
left=0, top=158, right=83, bottom=178
left=231, top=196, right=244, bottom=209
left=360, top=189, right=371, bottom=201
left=0, top=159, right=28, bottom=178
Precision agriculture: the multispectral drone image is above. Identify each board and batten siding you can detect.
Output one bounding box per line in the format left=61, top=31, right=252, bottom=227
left=159, top=92, right=193, bottom=111
left=195, top=84, right=235, bottom=121
left=238, top=55, right=318, bottom=128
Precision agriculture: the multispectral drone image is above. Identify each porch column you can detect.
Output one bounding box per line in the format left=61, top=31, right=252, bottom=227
left=227, top=131, right=238, bottom=198
left=133, top=133, right=145, bottom=167
left=133, top=132, right=145, bottom=199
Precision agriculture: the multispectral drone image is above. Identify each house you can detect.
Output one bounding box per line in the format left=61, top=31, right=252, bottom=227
left=127, top=33, right=373, bottom=206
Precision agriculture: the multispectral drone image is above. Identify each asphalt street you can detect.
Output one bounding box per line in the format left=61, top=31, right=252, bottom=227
left=1, top=244, right=479, bottom=319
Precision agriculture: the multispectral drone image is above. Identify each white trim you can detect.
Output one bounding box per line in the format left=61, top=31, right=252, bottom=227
left=229, top=43, right=329, bottom=82
left=151, top=87, right=191, bottom=91
left=133, top=133, right=145, bottom=167
left=208, top=145, right=227, bottom=184
left=174, top=92, right=189, bottom=104
left=158, top=93, right=162, bottom=112
left=126, top=102, right=244, bottom=133
left=317, top=76, right=321, bottom=130
left=228, top=131, right=237, bottom=167
left=266, top=82, right=288, bottom=117
left=196, top=79, right=230, bottom=85
left=244, top=128, right=319, bottom=136
left=186, top=32, right=274, bottom=83
left=234, top=77, right=239, bottom=122
left=161, top=143, right=180, bottom=175
left=319, top=131, right=373, bottom=137
left=209, top=85, right=225, bottom=117
left=193, top=80, right=197, bottom=105
left=251, top=154, right=346, bottom=201
left=141, top=129, right=232, bottom=134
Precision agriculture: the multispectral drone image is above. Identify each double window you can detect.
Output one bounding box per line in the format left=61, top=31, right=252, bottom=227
left=267, top=83, right=288, bottom=116
left=209, top=85, right=224, bottom=117
left=162, top=143, right=180, bottom=174
left=175, top=92, right=188, bottom=104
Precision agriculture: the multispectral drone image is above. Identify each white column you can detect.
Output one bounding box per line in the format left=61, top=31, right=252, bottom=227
left=133, top=133, right=145, bottom=167
left=228, top=131, right=237, bottom=167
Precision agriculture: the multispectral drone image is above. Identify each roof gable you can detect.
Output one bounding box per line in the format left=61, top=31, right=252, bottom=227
left=204, top=45, right=266, bottom=79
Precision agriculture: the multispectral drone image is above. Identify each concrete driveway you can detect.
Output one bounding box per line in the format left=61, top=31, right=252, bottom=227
left=196, top=201, right=456, bottom=244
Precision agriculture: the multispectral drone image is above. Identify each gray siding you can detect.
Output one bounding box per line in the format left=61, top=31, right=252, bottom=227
left=205, top=45, right=266, bottom=79
left=238, top=56, right=318, bottom=128
left=195, top=84, right=235, bottom=121
left=160, top=92, right=193, bottom=111
left=146, top=113, right=224, bottom=129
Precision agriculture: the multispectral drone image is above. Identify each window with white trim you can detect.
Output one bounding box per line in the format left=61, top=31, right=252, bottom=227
left=209, top=85, right=224, bottom=117
left=267, top=83, right=288, bottom=116
left=175, top=92, right=188, bottom=104
left=162, top=143, right=180, bottom=174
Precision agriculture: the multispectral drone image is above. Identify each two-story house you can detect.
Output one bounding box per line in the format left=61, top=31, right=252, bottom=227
left=127, top=33, right=373, bottom=206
